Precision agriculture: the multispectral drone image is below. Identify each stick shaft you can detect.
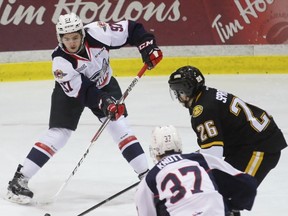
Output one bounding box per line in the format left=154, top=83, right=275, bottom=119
left=91, top=64, right=147, bottom=143
left=77, top=181, right=140, bottom=216
left=48, top=64, right=147, bottom=202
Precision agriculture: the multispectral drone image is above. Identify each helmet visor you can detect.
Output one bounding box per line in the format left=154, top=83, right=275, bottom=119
left=169, top=88, right=178, bottom=101
left=169, top=79, right=194, bottom=97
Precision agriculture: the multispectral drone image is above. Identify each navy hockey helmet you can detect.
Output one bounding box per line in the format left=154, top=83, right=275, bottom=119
left=168, top=66, right=205, bottom=99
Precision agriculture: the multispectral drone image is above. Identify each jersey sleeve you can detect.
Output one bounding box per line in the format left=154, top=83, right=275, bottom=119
left=199, top=146, right=223, bottom=158
left=135, top=179, right=157, bottom=216
left=202, top=153, right=257, bottom=211
left=126, top=20, right=155, bottom=46
left=109, top=20, right=130, bottom=47
left=84, top=20, right=129, bottom=47
left=203, top=153, right=242, bottom=175
left=84, top=20, right=155, bottom=48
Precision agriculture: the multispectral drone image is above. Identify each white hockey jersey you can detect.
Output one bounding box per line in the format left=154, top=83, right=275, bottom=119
left=51, top=20, right=151, bottom=107
left=135, top=153, right=257, bottom=216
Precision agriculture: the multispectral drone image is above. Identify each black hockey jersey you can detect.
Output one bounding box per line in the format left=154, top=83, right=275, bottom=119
left=189, top=86, right=287, bottom=156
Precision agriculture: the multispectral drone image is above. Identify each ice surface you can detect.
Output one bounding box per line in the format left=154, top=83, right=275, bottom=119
left=0, top=74, right=287, bottom=216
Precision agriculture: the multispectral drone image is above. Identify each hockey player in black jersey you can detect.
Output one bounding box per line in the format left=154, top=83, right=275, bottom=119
left=168, top=65, right=287, bottom=215
left=6, top=13, right=162, bottom=204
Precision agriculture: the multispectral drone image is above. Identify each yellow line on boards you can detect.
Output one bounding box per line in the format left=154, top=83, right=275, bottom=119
left=0, top=56, right=287, bottom=82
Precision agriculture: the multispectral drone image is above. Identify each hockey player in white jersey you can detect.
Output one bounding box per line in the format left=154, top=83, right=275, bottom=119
left=135, top=125, right=257, bottom=216
left=6, top=13, right=162, bottom=204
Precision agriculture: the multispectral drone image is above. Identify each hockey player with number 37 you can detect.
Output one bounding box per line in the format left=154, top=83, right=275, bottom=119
left=6, top=13, right=162, bottom=204
left=135, top=125, right=257, bottom=216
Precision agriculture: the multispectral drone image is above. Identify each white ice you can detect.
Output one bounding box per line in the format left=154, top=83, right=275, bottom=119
left=0, top=74, right=288, bottom=216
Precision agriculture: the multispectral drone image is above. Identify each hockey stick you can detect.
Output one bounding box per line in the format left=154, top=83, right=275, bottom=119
left=39, top=64, right=148, bottom=204
left=91, top=63, right=148, bottom=143
left=77, top=181, right=140, bottom=216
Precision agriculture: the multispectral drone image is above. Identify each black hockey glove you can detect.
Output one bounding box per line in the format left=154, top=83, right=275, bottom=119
left=138, top=39, right=163, bottom=70
left=99, top=95, right=125, bottom=121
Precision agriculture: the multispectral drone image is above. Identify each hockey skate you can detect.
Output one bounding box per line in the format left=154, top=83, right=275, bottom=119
left=6, top=164, right=34, bottom=204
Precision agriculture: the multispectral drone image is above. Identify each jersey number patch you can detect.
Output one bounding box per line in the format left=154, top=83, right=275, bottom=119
left=161, top=166, right=203, bottom=204
left=197, top=97, right=271, bottom=142
left=109, top=23, right=123, bottom=32
left=60, top=81, right=73, bottom=93
left=230, top=97, right=270, bottom=132
left=197, top=120, right=218, bottom=142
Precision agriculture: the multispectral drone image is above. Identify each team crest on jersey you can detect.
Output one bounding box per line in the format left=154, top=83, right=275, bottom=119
left=53, top=69, right=67, bottom=79
left=192, top=105, right=203, bottom=118
left=97, top=21, right=108, bottom=31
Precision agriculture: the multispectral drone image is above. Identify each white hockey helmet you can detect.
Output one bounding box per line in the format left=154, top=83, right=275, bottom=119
left=56, top=13, right=85, bottom=45
left=150, top=125, right=182, bottom=163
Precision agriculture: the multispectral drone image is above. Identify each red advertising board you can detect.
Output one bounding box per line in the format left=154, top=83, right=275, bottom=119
left=0, top=0, right=288, bottom=52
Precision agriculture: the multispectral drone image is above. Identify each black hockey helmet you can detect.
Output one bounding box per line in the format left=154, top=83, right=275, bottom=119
left=168, top=66, right=205, bottom=99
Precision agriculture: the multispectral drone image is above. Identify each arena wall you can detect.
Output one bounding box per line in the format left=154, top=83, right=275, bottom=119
left=1, top=45, right=288, bottom=82
left=1, top=0, right=288, bottom=81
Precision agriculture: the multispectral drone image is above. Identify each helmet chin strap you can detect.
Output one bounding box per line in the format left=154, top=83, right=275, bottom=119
left=75, top=34, right=86, bottom=54
left=75, top=43, right=85, bottom=54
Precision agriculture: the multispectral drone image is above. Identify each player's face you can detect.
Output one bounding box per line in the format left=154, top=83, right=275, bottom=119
left=169, top=89, right=193, bottom=108
left=178, top=91, right=189, bottom=102
left=61, top=32, right=82, bottom=53
left=178, top=91, right=193, bottom=108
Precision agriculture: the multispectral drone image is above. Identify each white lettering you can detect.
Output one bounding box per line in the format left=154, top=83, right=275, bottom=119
left=215, top=90, right=228, bottom=103
left=0, top=0, right=180, bottom=26
left=157, top=155, right=183, bottom=169
left=138, top=39, right=154, bottom=50
left=212, top=0, right=275, bottom=43
left=143, top=1, right=181, bottom=22
left=0, top=0, right=45, bottom=25
left=53, top=0, right=180, bottom=23
left=212, top=15, right=243, bottom=43
left=235, top=0, right=274, bottom=24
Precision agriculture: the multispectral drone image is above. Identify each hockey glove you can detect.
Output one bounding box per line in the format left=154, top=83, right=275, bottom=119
left=138, top=39, right=163, bottom=70
left=99, top=95, right=125, bottom=121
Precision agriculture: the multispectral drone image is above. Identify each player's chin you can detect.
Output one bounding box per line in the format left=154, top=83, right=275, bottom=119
left=67, top=48, right=78, bottom=53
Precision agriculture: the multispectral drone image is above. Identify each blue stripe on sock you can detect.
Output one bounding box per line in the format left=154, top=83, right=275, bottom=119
left=26, top=147, right=50, bottom=167
left=122, top=143, right=145, bottom=162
